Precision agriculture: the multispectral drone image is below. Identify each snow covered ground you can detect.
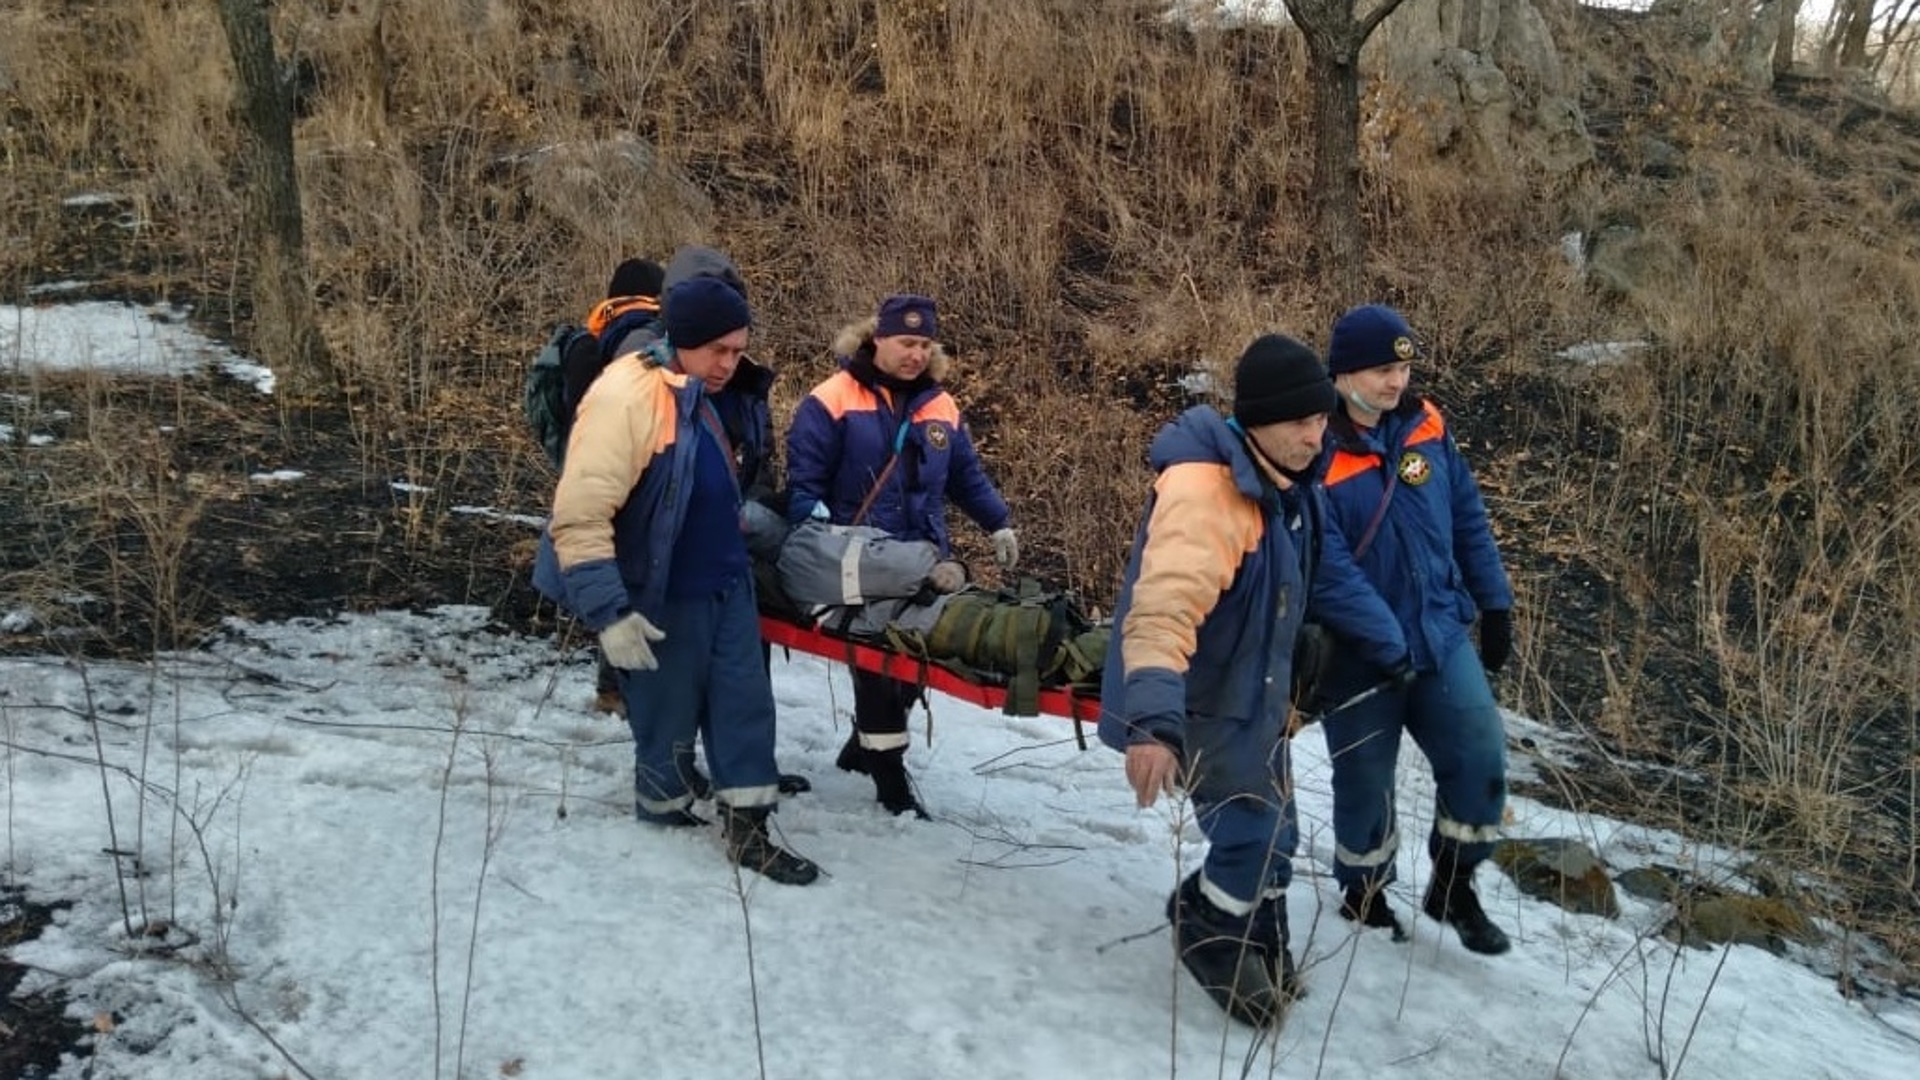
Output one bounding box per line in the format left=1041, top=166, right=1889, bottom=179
left=4, top=607, right=1916, bottom=1080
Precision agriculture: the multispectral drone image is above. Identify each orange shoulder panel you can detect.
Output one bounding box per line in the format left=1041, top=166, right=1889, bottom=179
left=809, top=371, right=878, bottom=421
left=1324, top=450, right=1378, bottom=488
left=1405, top=400, right=1447, bottom=447
left=1120, top=462, right=1262, bottom=677
left=913, top=393, right=961, bottom=426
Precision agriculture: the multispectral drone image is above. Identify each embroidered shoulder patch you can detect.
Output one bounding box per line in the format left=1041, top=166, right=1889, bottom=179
left=925, top=422, right=950, bottom=450
left=1397, top=451, right=1432, bottom=486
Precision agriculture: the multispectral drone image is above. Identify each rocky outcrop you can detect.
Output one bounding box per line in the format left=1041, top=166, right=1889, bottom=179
left=487, top=135, right=711, bottom=247
left=1369, top=0, right=1595, bottom=173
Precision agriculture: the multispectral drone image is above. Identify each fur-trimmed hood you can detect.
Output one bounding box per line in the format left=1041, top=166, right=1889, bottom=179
left=832, top=317, right=951, bottom=383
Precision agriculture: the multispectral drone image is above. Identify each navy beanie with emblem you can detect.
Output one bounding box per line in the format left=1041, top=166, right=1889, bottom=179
left=663, top=277, right=752, bottom=349
left=1232, top=334, right=1338, bottom=427
left=1326, top=304, right=1425, bottom=375
left=875, top=294, right=939, bottom=339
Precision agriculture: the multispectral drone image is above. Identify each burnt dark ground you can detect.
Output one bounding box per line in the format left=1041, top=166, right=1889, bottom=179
left=1, top=888, right=86, bottom=1078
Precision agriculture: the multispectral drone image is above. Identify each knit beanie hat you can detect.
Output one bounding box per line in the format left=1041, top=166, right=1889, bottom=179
left=663, top=277, right=752, bottom=349
left=875, top=294, right=939, bottom=339
left=1232, top=334, right=1338, bottom=427
left=606, top=258, right=665, bottom=300
left=1326, top=304, right=1424, bottom=375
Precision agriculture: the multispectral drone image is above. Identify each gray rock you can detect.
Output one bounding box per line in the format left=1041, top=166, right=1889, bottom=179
left=1491, top=837, right=1621, bottom=918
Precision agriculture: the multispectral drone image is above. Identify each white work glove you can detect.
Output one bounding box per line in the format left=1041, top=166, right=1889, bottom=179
left=928, top=560, right=967, bottom=594
left=990, top=527, right=1019, bottom=571
left=600, top=612, right=666, bottom=671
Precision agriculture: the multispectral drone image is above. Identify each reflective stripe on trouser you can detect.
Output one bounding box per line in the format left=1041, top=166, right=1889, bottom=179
left=1185, top=708, right=1297, bottom=909
left=619, top=579, right=781, bottom=812
left=1320, top=636, right=1507, bottom=889
left=851, top=668, right=915, bottom=751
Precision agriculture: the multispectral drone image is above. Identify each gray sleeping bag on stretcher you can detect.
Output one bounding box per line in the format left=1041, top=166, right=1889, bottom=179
left=776, top=521, right=939, bottom=608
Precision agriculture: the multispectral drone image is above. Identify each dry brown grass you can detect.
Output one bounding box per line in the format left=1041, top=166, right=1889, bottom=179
left=2, top=0, right=1917, bottom=984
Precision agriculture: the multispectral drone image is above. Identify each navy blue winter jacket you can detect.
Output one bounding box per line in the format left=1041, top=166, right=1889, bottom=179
left=1319, top=397, right=1513, bottom=671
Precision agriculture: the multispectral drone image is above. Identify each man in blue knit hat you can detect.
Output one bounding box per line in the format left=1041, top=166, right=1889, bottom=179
left=1314, top=303, right=1516, bottom=954
left=785, top=292, right=1019, bottom=819
left=533, top=275, right=820, bottom=885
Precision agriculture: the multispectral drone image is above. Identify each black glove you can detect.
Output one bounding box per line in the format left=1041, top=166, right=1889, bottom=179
left=1383, top=657, right=1417, bottom=692
left=1479, top=609, right=1513, bottom=674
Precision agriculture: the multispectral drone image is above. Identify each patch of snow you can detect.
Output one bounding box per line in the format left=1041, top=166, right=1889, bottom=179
left=0, top=608, right=1913, bottom=1078
left=249, top=469, right=307, bottom=484
left=451, top=504, right=547, bottom=528
left=1164, top=0, right=1292, bottom=28
left=1, top=607, right=35, bottom=633
left=1178, top=367, right=1217, bottom=398
left=25, top=279, right=92, bottom=297
left=390, top=481, right=433, bottom=495
left=0, top=423, right=56, bottom=446
left=1561, top=230, right=1587, bottom=271
left=0, top=300, right=276, bottom=394
left=61, top=192, right=130, bottom=209
left=1556, top=340, right=1650, bottom=365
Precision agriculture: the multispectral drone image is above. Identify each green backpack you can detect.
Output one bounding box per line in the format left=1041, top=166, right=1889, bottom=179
left=522, top=323, right=602, bottom=468
left=890, top=578, right=1107, bottom=715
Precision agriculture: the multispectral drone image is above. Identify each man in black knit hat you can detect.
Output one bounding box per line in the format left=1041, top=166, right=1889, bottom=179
left=1096, top=334, right=1412, bottom=1026
left=578, top=257, right=668, bottom=716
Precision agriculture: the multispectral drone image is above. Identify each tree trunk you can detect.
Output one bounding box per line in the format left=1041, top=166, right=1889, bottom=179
left=215, top=0, right=337, bottom=400
left=1774, top=0, right=1804, bottom=74
left=1830, top=0, right=1876, bottom=70
left=1285, top=0, right=1411, bottom=306
left=1739, top=0, right=1789, bottom=87
left=1307, top=43, right=1367, bottom=304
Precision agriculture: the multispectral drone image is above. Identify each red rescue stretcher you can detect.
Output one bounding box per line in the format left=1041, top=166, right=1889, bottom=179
left=758, top=614, right=1102, bottom=733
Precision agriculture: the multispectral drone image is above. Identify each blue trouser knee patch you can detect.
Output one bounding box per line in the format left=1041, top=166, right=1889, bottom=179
left=1410, top=639, right=1507, bottom=866
left=1185, top=710, right=1296, bottom=906
left=1322, top=637, right=1508, bottom=886
left=620, top=580, right=779, bottom=811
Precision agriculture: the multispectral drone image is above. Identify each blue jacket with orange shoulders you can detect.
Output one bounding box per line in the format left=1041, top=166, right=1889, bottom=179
left=531, top=342, right=729, bottom=630
left=1097, top=406, right=1408, bottom=751
left=784, top=320, right=1008, bottom=554
left=1319, top=396, right=1512, bottom=671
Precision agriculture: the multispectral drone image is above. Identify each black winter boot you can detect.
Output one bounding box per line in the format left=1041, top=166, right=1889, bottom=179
left=865, top=747, right=929, bottom=819
left=676, top=751, right=808, bottom=798
left=676, top=749, right=713, bottom=801
left=834, top=730, right=869, bottom=775
left=1249, top=894, right=1306, bottom=1002
left=722, top=806, right=820, bottom=886
left=1340, top=883, right=1409, bottom=941
left=635, top=802, right=708, bottom=827
left=1166, top=873, right=1287, bottom=1027
left=1422, top=863, right=1511, bottom=955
